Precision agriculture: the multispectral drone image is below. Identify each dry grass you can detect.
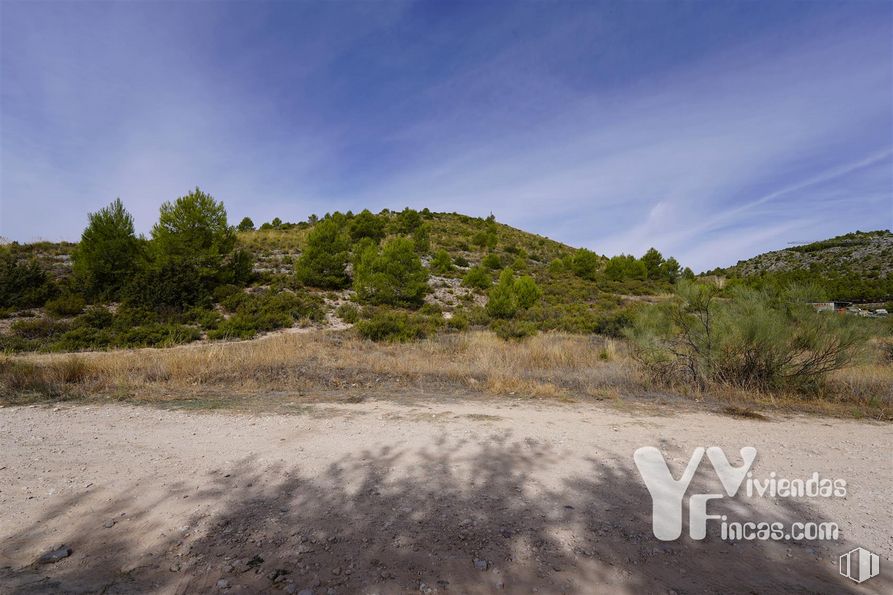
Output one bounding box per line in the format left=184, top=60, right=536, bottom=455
left=0, top=331, right=640, bottom=405
left=1, top=330, right=890, bottom=419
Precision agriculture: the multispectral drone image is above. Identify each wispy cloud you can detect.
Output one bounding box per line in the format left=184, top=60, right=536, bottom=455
left=1, top=1, right=890, bottom=270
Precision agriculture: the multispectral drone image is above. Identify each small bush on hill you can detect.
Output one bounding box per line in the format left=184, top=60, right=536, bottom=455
left=430, top=250, right=453, bottom=274
left=295, top=219, right=351, bottom=289
left=349, top=209, right=386, bottom=242
left=355, top=309, right=439, bottom=342
left=481, top=253, right=502, bottom=270
left=570, top=249, right=600, bottom=280
left=354, top=237, right=428, bottom=307
left=336, top=302, right=360, bottom=324
left=486, top=269, right=542, bottom=319
left=492, top=319, right=538, bottom=340
left=45, top=294, right=86, bottom=317
left=462, top=266, right=491, bottom=290
left=0, top=251, right=56, bottom=309
left=627, top=281, right=866, bottom=391
left=72, top=198, right=141, bottom=300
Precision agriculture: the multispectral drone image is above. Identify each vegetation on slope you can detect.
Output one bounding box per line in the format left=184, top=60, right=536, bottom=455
left=712, top=230, right=893, bottom=302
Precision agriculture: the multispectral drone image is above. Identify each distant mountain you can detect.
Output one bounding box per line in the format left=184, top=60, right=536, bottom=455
left=717, top=230, right=893, bottom=302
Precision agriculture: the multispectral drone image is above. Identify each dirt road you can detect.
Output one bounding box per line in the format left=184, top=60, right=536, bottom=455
left=1, top=397, right=890, bottom=594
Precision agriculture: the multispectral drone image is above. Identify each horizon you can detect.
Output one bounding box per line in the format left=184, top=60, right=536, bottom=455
left=2, top=1, right=892, bottom=270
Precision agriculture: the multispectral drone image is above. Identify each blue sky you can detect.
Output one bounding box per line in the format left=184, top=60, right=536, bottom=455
left=1, top=1, right=891, bottom=271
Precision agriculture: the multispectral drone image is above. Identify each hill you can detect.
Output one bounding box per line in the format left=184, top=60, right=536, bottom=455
left=0, top=203, right=685, bottom=353
left=714, top=230, right=893, bottom=302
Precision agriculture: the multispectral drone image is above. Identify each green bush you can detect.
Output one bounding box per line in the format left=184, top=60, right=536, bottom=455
left=605, top=254, right=647, bottom=282
left=72, top=198, right=142, bottom=300
left=430, top=250, right=453, bottom=274
left=349, top=209, right=386, bottom=242
left=446, top=312, right=469, bottom=331
left=336, top=302, right=360, bottom=324
left=453, top=255, right=470, bottom=268
left=295, top=219, right=351, bottom=289
left=354, top=237, right=428, bottom=307
left=0, top=251, right=56, bottom=309
left=237, top=217, right=255, bottom=232
left=45, top=294, right=86, bottom=317
left=626, top=281, right=867, bottom=391
left=73, top=306, right=115, bottom=330
left=513, top=275, right=542, bottom=309
left=570, top=249, right=600, bottom=280
left=481, top=253, right=502, bottom=270
left=486, top=269, right=543, bottom=320
left=12, top=318, right=71, bottom=340
left=491, top=319, right=537, bottom=340
left=391, top=208, right=422, bottom=235
left=53, top=326, right=116, bottom=351
left=116, top=323, right=201, bottom=348
left=486, top=269, right=519, bottom=319
left=209, top=290, right=323, bottom=340
left=462, top=266, right=491, bottom=290
left=355, top=309, right=438, bottom=342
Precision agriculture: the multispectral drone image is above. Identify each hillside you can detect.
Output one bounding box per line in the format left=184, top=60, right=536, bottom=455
left=716, top=230, right=893, bottom=302
left=0, top=205, right=683, bottom=353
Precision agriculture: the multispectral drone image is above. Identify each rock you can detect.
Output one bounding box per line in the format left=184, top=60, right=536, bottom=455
left=331, top=566, right=341, bottom=576
left=473, top=558, right=489, bottom=571
left=38, top=546, right=72, bottom=564
left=103, top=520, right=116, bottom=528
left=217, top=578, right=230, bottom=589
left=297, top=590, right=313, bottom=595
left=170, top=564, right=181, bottom=572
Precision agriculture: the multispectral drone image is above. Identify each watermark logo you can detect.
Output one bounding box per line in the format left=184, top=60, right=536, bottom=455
left=839, top=547, right=880, bottom=584
left=633, top=446, right=845, bottom=542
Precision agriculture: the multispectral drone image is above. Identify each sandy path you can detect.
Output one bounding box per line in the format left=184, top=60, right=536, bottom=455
left=0, top=398, right=890, bottom=594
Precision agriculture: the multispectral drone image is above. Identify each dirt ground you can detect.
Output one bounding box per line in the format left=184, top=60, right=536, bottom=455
left=0, top=396, right=890, bottom=594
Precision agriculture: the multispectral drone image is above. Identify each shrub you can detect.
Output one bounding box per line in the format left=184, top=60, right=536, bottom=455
left=486, top=269, right=518, bottom=319
left=0, top=251, right=56, bottom=309
left=491, top=319, right=537, bottom=340
left=12, top=318, right=71, bottom=340
left=123, top=259, right=207, bottom=312
left=354, top=237, right=428, bottom=307
left=209, top=290, right=323, bottom=340
left=72, top=198, right=141, bottom=300
left=116, top=323, right=201, bottom=348
left=626, top=281, right=867, bottom=391
left=73, top=306, right=115, bottom=330
left=53, top=326, right=116, bottom=351
left=295, top=220, right=351, bottom=289
left=151, top=188, right=239, bottom=289
left=453, top=255, right=470, bottom=268
left=605, top=254, right=647, bottom=282
left=355, top=309, right=437, bottom=342
left=462, top=266, right=491, bottom=290
left=349, top=209, right=386, bottom=242
left=570, top=249, right=600, bottom=280
left=413, top=224, right=431, bottom=254
left=45, top=294, right=86, bottom=317
left=392, top=208, right=422, bottom=235
left=237, top=217, right=255, bottom=232
left=481, top=253, right=502, bottom=270
left=513, top=275, right=542, bottom=309
left=446, top=312, right=469, bottom=331
left=430, top=250, right=453, bottom=274
left=336, top=302, right=360, bottom=324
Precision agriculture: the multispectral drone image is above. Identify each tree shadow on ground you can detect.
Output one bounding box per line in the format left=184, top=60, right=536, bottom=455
left=1, top=433, right=886, bottom=594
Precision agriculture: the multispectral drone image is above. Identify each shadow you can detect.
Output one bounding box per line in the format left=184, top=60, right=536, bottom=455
left=1, top=434, right=887, bottom=594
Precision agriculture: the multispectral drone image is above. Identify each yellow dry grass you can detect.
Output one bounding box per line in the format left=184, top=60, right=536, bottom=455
left=1, top=331, right=640, bottom=403
left=2, top=330, right=890, bottom=419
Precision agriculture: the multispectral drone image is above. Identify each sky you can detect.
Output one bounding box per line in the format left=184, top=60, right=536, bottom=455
left=1, top=0, right=891, bottom=271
